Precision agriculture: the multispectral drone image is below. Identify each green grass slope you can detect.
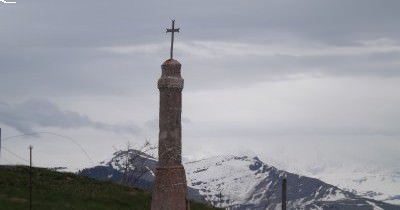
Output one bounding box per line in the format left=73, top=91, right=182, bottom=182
left=0, top=165, right=220, bottom=210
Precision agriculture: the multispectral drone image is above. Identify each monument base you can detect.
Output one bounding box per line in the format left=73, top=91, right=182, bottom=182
left=151, top=165, right=189, bottom=210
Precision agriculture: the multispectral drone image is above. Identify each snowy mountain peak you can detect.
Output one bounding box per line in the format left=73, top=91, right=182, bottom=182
left=185, top=155, right=397, bottom=209
left=80, top=152, right=399, bottom=210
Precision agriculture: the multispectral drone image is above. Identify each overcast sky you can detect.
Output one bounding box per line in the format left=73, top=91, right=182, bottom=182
left=1, top=0, right=399, bottom=175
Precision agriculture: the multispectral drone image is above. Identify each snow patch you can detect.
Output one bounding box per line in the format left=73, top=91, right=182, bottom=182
left=366, top=201, right=384, bottom=210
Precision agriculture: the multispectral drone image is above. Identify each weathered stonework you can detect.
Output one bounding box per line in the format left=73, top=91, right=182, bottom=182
left=151, top=165, right=188, bottom=210
left=151, top=59, right=189, bottom=210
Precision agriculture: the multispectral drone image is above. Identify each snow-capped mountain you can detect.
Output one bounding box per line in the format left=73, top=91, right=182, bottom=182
left=79, top=151, right=399, bottom=210
left=79, top=149, right=157, bottom=190
left=311, top=170, right=400, bottom=206
left=185, top=155, right=398, bottom=210
left=280, top=161, right=400, bottom=206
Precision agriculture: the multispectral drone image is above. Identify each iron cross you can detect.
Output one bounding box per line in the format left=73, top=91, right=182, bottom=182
left=166, top=20, right=180, bottom=59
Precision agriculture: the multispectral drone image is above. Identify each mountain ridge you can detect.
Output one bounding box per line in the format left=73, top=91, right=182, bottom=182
left=79, top=150, right=400, bottom=210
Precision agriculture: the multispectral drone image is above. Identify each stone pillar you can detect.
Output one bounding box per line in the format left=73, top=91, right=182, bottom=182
left=151, top=59, right=189, bottom=210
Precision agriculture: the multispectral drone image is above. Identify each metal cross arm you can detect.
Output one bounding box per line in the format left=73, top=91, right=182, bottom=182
left=166, top=20, right=180, bottom=59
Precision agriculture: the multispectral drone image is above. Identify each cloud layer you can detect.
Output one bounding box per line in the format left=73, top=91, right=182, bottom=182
left=0, top=99, right=140, bottom=135
left=1, top=0, right=400, bottom=173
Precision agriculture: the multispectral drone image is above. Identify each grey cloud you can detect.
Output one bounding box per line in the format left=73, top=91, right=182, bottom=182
left=182, top=49, right=400, bottom=91
left=0, top=47, right=159, bottom=98
left=2, top=1, right=400, bottom=48
left=1, top=0, right=400, bottom=172
left=144, top=118, right=158, bottom=130
left=1, top=0, right=400, bottom=99
left=0, top=99, right=140, bottom=135
left=188, top=123, right=400, bottom=141
left=1, top=40, right=399, bottom=100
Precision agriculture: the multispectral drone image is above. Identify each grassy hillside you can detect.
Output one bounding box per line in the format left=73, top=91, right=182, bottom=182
left=0, top=165, right=220, bottom=210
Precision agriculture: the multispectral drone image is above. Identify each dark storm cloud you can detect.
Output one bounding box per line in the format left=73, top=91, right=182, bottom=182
left=0, top=99, right=140, bottom=135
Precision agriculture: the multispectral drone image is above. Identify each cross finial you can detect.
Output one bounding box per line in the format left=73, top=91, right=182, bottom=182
left=166, top=20, right=180, bottom=59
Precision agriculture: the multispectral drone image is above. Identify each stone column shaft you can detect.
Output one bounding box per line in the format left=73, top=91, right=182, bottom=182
left=151, top=59, right=188, bottom=210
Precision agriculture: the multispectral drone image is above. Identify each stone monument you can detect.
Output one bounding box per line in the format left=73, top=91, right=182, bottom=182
left=151, top=20, right=189, bottom=210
